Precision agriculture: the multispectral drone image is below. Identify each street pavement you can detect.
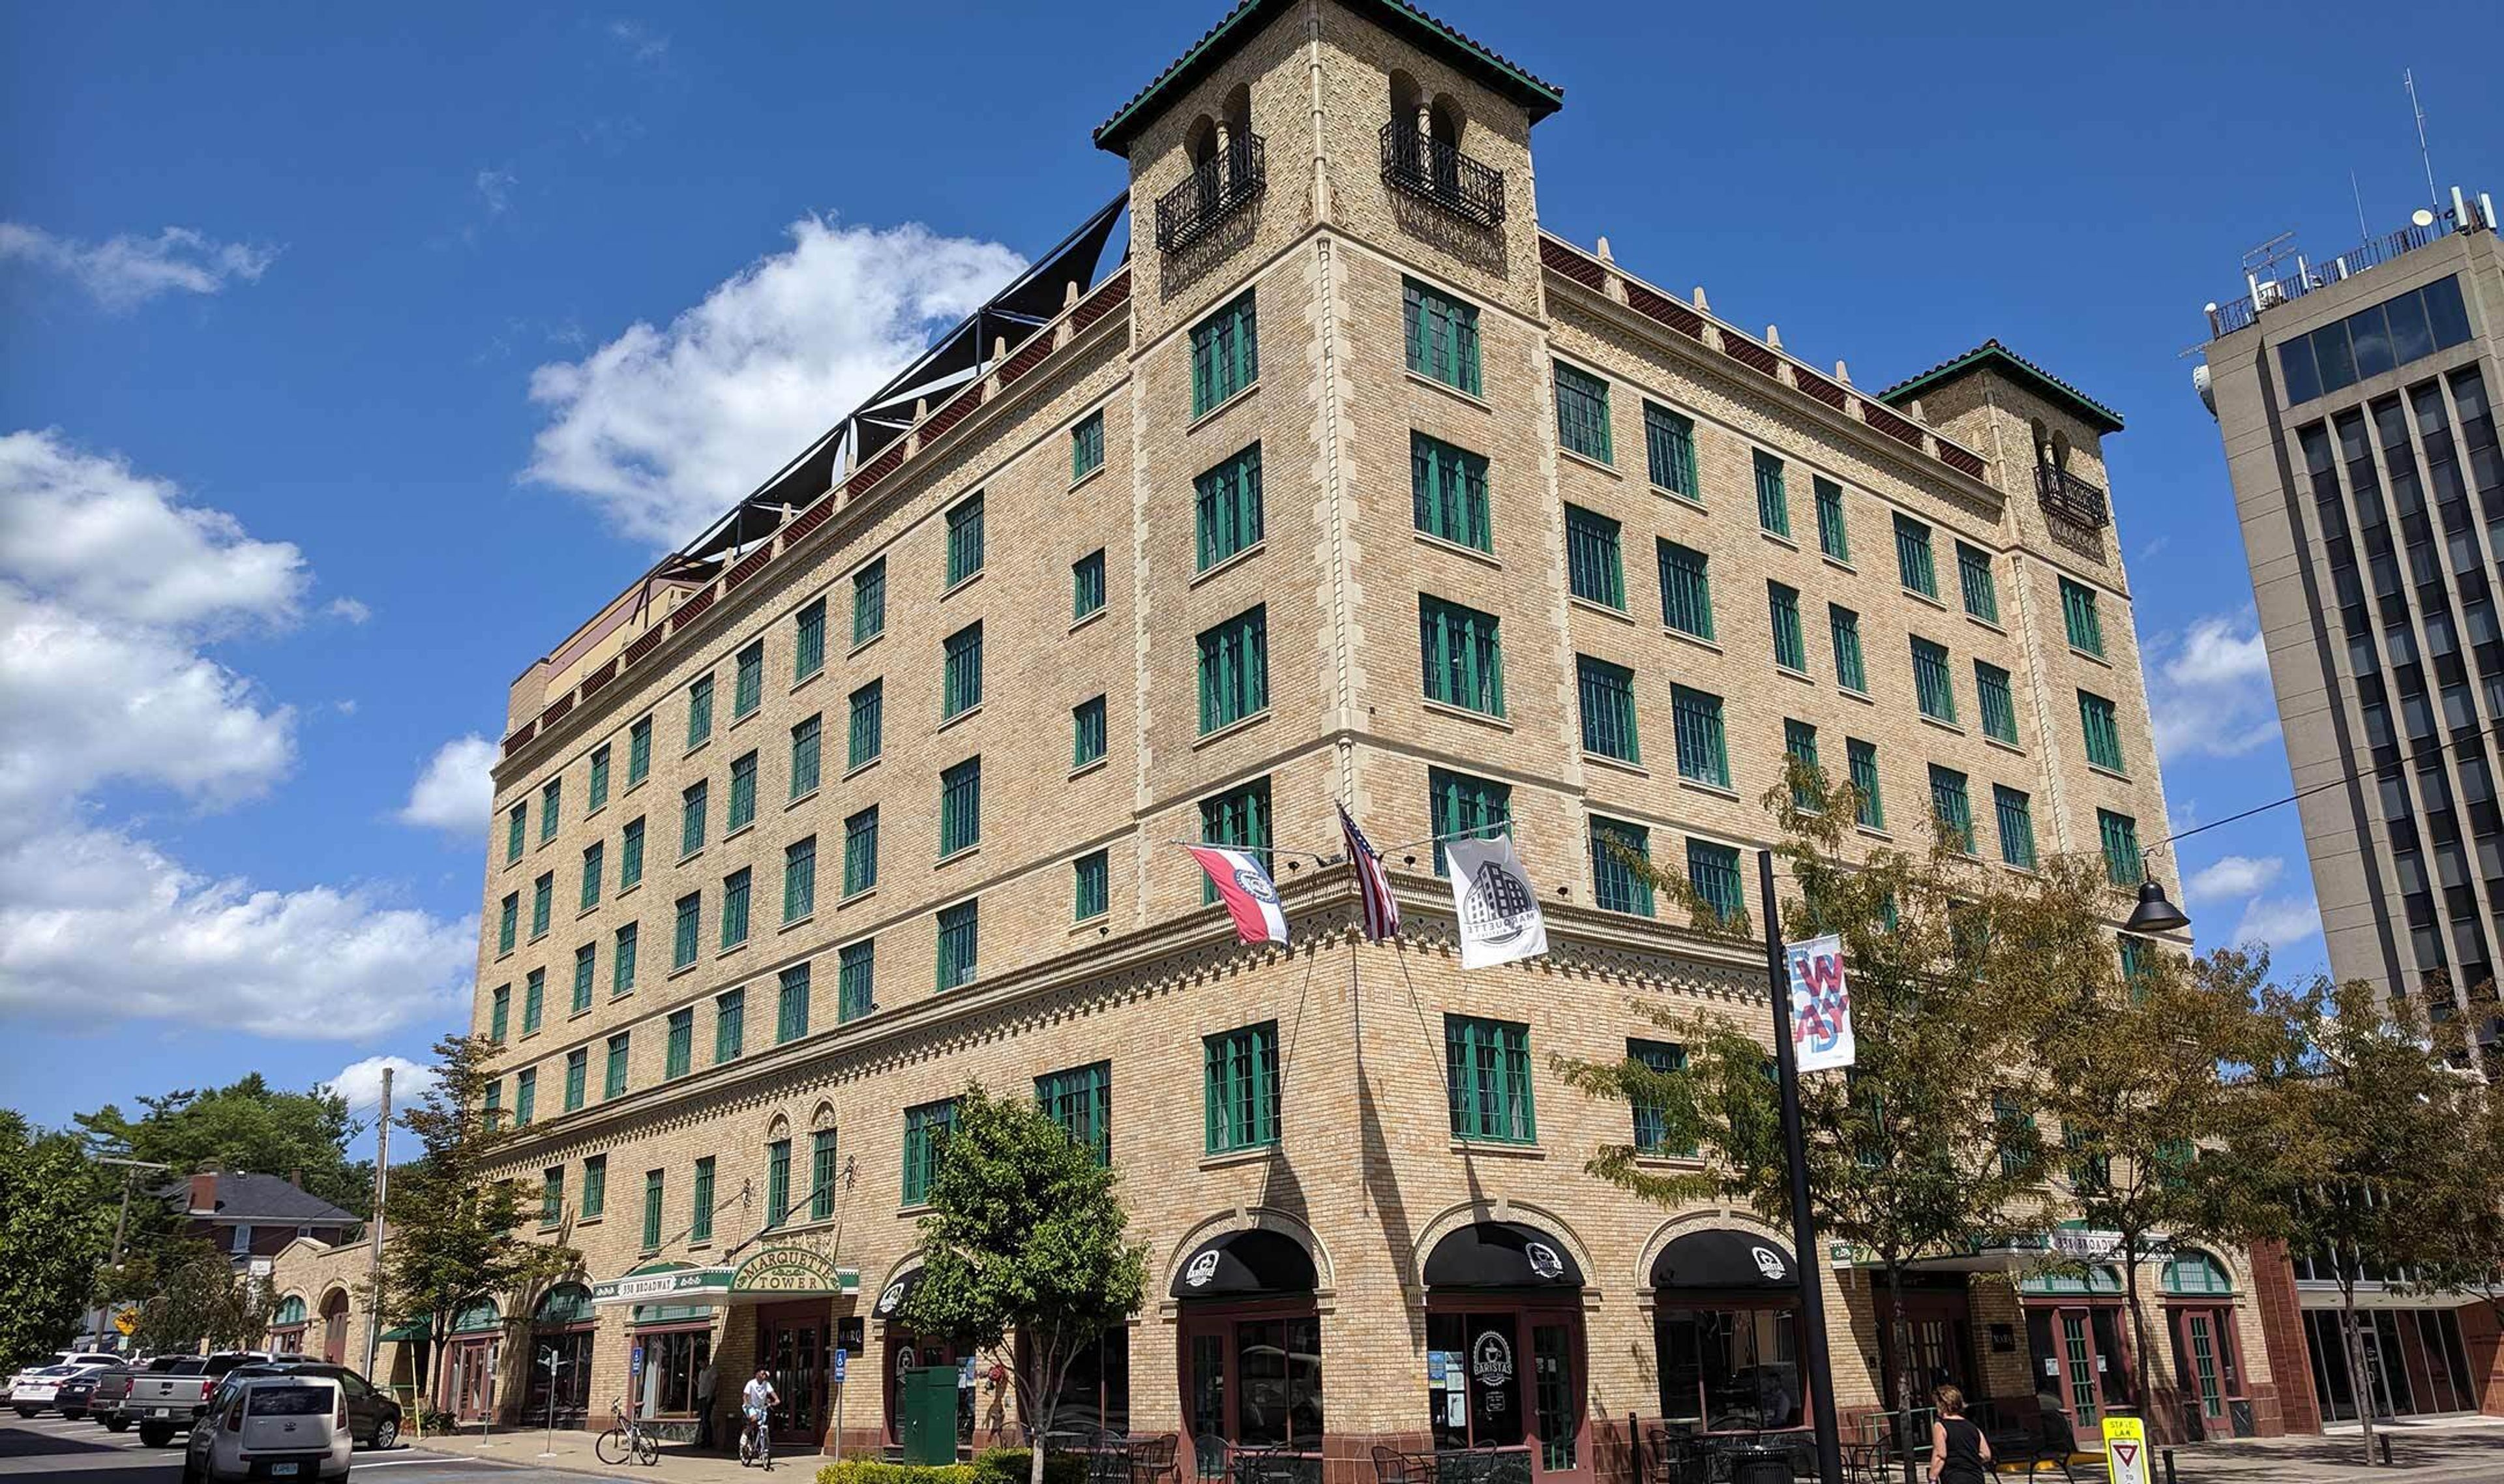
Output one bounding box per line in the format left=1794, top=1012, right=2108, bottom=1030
left=0, top=1412, right=550, bottom=1484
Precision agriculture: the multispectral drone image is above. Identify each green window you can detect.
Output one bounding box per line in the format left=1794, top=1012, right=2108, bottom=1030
left=790, top=714, right=821, bottom=799
left=765, top=1139, right=790, bottom=1228
left=1411, top=432, right=1491, bottom=552
left=1200, top=779, right=1272, bottom=906
left=839, top=940, right=875, bottom=1022
left=2079, top=690, right=2125, bottom=772
left=733, top=640, right=764, bottom=719
left=1446, top=1015, right=1536, bottom=1144
left=1995, top=785, right=2037, bottom=868
left=1894, top=514, right=1937, bottom=597
left=1204, top=1021, right=1281, bottom=1153
left=1847, top=739, right=1883, bottom=830
left=513, top=1069, right=535, bottom=1127
left=691, top=1157, right=715, bottom=1243
left=1752, top=449, right=1789, bottom=537
left=572, top=942, right=595, bottom=1014
left=1073, top=696, right=1107, bottom=769
left=1911, top=638, right=1958, bottom=723
left=936, top=900, right=979, bottom=990
left=1071, top=410, right=1105, bottom=481
left=1036, top=1061, right=1112, bottom=1166
left=1956, top=542, right=1999, bottom=622
left=523, top=968, right=544, bottom=1033
left=540, top=779, right=560, bottom=843
left=620, top=817, right=644, bottom=889
left=1629, top=1039, right=1690, bottom=1155
left=1686, top=838, right=1744, bottom=924
left=2119, top=936, right=2155, bottom=994
left=1195, top=444, right=1264, bottom=571
left=784, top=835, right=816, bottom=923
left=2060, top=576, right=2104, bottom=655
left=1189, top=291, right=1259, bottom=416
left=582, top=1155, right=606, bottom=1220
left=1783, top=720, right=1821, bottom=809
left=902, top=1100, right=958, bottom=1205
left=794, top=597, right=826, bottom=682
left=853, top=557, right=886, bottom=645
left=727, top=750, right=757, bottom=831
left=945, top=493, right=985, bottom=587
left=613, top=923, right=636, bottom=995
left=843, top=806, right=879, bottom=897
left=2099, top=810, right=2143, bottom=885
left=1813, top=477, right=1849, bottom=561
left=1074, top=849, right=1110, bottom=921
left=531, top=873, right=552, bottom=937
left=672, top=892, right=700, bottom=970
left=1976, top=661, right=2018, bottom=745
left=665, top=1009, right=692, bottom=1078
left=680, top=780, right=707, bottom=855
left=687, top=674, right=714, bottom=749
left=714, top=988, right=743, bottom=1064
left=1577, top=655, right=1640, bottom=762
left=1427, top=767, right=1511, bottom=877
left=642, top=1169, right=664, bottom=1249
left=1564, top=505, right=1624, bottom=609
left=1073, top=550, right=1106, bottom=621
left=627, top=716, right=652, bottom=785
left=1671, top=685, right=1729, bottom=787
left=777, top=962, right=811, bottom=1043
left=589, top=745, right=610, bottom=812
left=941, top=622, right=983, bottom=719
left=1554, top=361, right=1611, bottom=464
left=1419, top=596, right=1504, bottom=717
left=938, top=758, right=981, bottom=857
left=1768, top=582, right=1807, bottom=672
left=506, top=803, right=526, bottom=864
left=1657, top=540, right=1714, bottom=640
left=1590, top=816, right=1653, bottom=916
left=541, top=1166, right=561, bottom=1225
left=563, top=1050, right=586, bottom=1112
left=1404, top=277, right=1481, bottom=395
left=1198, top=605, right=1269, bottom=733
left=580, top=841, right=603, bottom=910
left=1644, top=402, right=1697, bottom=497
left=1929, top=765, right=1975, bottom=854
left=809, top=1129, right=839, bottom=1221
left=847, top=679, right=882, bottom=768
left=490, top=984, right=510, bottom=1042
left=1830, top=604, right=1867, bottom=692
left=721, top=867, right=751, bottom=948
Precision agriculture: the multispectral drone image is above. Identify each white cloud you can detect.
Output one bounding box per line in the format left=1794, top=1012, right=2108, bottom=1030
left=398, top=734, right=496, bottom=835
left=606, top=20, right=670, bottom=65
left=325, top=597, right=372, bottom=625
left=324, top=1054, right=441, bottom=1114
left=2230, top=894, right=2324, bottom=957
left=2185, top=853, right=2284, bottom=904
left=2149, top=612, right=2282, bottom=762
left=475, top=170, right=516, bottom=218
left=524, top=216, right=1024, bottom=545
left=0, top=223, right=276, bottom=311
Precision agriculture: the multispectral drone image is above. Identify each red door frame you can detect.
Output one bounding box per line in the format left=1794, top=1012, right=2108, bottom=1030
left=1178, top=1298, right=1324, bottom=1478
left=2024, top=1299, right=2134, bottom=1436
left=2166, top=1303, right=2245, bottom=1428
left=1423, top=1299, right=1590, bottom=1484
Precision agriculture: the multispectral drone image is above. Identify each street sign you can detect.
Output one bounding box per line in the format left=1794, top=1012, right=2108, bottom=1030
left=630, top=1343, right=644, bottom=1377
left=112, top=1307, right=138, bottom=1337
left=2102, top=1416, right=2148, bottom=1484
left=832, top=1348, right=848, bottom=1384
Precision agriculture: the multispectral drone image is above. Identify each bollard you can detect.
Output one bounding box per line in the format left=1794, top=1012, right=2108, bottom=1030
left=2379, top=1432, right=2394, bottom=1466
left=2162, top=1448, right=2176, bottom=1484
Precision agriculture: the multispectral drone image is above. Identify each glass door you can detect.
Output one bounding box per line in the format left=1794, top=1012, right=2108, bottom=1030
left=766, top=1311, right=826, bottom=1447
left=2182, top=1314, right=2224, bottom=1423
left=1528, top=1317, right=1588, bottom=1484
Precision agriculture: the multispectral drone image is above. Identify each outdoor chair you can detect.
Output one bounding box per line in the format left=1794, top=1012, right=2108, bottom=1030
left=1126, top=1434, right=1179, bottom=1484
left=1192, top=1433, right=1233, bottom=1484
left=1987, top=1410, right=2077, bottom=1482
left=1372, top=1446, right=1427, bottom=1484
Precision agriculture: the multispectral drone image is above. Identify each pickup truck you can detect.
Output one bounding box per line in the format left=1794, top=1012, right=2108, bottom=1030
left=126, top=1353, right=269, bottom=1447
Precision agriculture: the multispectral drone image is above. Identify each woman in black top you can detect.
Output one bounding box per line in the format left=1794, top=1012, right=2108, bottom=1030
left=1929, top=1384, right=1992, bottom=1484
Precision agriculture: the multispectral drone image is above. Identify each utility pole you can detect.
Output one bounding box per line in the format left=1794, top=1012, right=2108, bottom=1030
left=1758, top=851, right=1843, bottom=1484
left=362, top=1066, right=393, bottom=1379
left=91, top=1157, right=171, bottom=1350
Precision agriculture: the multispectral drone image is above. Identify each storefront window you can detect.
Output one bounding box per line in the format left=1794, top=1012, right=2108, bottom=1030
left=636, top=1328, right=712, bottom=1417
left=1654, top=1309, right=1800, bottom=1431
left=1045, top=1326, right=1131, bottom=1434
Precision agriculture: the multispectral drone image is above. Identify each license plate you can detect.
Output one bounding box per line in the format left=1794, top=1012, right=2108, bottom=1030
left=151, top=1408, right=173, bottom=1418
left=271, top=1465, right=300, bottom=1477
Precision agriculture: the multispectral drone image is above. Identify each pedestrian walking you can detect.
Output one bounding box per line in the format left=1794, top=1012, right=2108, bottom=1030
left=696, top=1358, right=719, bottom=1449
left=1929, top=1384, right=1992, bottom=1484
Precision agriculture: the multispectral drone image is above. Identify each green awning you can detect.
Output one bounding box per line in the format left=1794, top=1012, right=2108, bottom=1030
left=451, top=1298, right=500, bottom=1334
left=378, top=1321, right=426, bottom=1343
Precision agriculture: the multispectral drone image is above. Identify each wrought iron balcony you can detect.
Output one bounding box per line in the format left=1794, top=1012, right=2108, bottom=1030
left=1379, top=119, right=1506, bottom=229
left=2036, top=464, right=2109, bottom=531
left=1154, top=134, right=1266, bottom=253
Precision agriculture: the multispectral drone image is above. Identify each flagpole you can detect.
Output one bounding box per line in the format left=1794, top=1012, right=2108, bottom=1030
left=1759, top=848, right=1844, bottom=1484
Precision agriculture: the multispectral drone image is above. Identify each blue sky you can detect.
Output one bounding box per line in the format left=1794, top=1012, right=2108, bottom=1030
left=5, top=0, right=2500, bottom=1151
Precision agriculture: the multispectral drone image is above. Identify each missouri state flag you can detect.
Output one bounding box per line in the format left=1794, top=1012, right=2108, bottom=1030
left=1188, top=845, right=1290, bottom=946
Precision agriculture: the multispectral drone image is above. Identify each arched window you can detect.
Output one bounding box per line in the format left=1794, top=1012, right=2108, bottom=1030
left=272, top=1295, right=308, bottom=1327
left=2162, top=1251, right=2234, bottom=1296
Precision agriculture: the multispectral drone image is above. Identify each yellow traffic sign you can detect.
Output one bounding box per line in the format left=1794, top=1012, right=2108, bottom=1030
left=2101, top=1416, right=2148, bottom=1484
left=112, top=1307, right=138, bottom=1336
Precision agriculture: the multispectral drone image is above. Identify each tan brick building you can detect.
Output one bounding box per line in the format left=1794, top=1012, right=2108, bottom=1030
left=284, top=0, right=2276, bottom=1470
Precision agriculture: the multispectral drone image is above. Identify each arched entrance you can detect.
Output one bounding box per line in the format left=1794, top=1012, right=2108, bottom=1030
left=2020, top=1266, right=2130, bottom=1436
left=1648, top=1229, right=1809, bottom=1442
left=1176, top=1228, right=1318, bottom=1481
left=269, top=1296, right=309, bottom=1356
left=527, top=1283, right=596, bottom=1428
left=2160, top=1251, right=2248, bottom=1438
left=321, top=1289, right=351, bottom=1364
left=1422, top=1221, right=1588, bottom=1484
left=443, top=1299, right=501, bottom=1423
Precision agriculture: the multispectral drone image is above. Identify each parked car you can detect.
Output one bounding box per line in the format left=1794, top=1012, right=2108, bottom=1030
left=54, top=1365, right=124, bottom=1419
left=206, top=1361, right=401, bottom=1449
left=11, top=1361, right=118, bottom=1418
left=128, top=1353, right=270, bottom=1447
left=182, top=1376, right=350, bottom=1484
left=5, top=1352, right=117, bottom=1395
left=87, top=1362, right=153, bottom=1431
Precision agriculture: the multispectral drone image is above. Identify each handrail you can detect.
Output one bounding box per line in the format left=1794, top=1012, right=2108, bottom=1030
left=1155, top=134, right=1266, bottom=253
left=1379, top=120, right=1505, bottom=228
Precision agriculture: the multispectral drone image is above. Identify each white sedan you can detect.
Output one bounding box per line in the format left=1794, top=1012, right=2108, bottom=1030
left=12, top=1364, right=102, bottom=1417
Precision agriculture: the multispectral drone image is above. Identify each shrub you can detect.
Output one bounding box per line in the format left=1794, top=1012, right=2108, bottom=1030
left=816, top=1462, right=974, bottom=1484
left=974, top=1449, right=1088, bottom=1484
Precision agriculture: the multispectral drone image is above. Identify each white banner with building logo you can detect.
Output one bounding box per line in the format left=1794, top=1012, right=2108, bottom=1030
left=1444, top=836, right=1547, bottom=970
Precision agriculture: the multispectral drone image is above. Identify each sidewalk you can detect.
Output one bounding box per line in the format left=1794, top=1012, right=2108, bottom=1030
left=2093, top=1417, right=2504, bottom=1484
left=411, top=1425, right=826, bottom=1483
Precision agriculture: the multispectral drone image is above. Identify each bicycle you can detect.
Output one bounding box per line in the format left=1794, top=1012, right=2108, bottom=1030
left=738, top=1408, right=774, bottom=1470
left=596, top=1399, right=660, bottom=1466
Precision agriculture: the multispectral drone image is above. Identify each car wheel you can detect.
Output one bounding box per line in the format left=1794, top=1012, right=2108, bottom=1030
left=103, top=1416, right=129, bottom=1432
left=13, top=1408, right=39, bottom=1419
left=138, top=1423, right=174, bottom=1447
left=369, top=1417, right=398, bottom=1450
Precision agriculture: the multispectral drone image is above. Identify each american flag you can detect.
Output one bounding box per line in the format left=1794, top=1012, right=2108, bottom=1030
left=1337, top=801, right=1399, bottom=942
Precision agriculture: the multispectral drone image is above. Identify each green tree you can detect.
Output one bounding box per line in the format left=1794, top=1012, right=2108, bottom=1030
left=896, top=1084, right=1147, bottom=1484
left=1557, top=768, right=2076, bottom=1483
left=0, top=1114, right=112, bottom=1375
left=375, top=1033, right=577, bottom=1409
left=77, top=1074, right=371, bottom=1217
left=124, top=1239, right=275, bottom=1355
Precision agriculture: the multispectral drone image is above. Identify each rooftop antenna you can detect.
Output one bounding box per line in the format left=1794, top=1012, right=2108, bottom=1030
left=2351, top=170, right=2372, bottom=241
left=2405, top=68, right=2438, bottom=213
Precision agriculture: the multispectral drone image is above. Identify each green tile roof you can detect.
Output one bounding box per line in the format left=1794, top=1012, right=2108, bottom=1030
left=1094, top=0, right=1562, bottom=154
left=1878, top=338, right=2124, bottom=435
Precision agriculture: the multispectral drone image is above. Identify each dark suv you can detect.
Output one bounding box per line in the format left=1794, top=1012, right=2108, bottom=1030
left=203, top=1361, right=402, bottom=1450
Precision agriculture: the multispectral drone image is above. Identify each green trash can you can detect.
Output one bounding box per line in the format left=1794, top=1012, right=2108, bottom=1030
left=899, top=1366, right=961, bottom=1466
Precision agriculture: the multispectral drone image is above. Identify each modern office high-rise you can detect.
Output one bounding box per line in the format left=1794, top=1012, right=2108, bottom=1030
left=2199, top=198, right=2503, bottom=1047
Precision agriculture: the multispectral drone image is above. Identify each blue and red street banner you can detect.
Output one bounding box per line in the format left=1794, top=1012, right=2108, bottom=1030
left=1785, top=933, right=1855, bottom=1073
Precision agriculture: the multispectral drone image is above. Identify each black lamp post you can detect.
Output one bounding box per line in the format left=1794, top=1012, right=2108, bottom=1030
left=2124, top=874, right=2191, bottom=936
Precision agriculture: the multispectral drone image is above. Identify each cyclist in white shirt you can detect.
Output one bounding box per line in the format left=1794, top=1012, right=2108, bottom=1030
left=741, top=1371, right=779, bottom=1461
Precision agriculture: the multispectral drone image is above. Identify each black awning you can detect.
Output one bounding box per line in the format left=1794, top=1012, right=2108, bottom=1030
left=1170, top=1229, right=1318, bottom=1300
left=1651, top=1230, right=1798, bottom=1292
left=871, top=1268, right=923, bottom=1320
left=1422, top=1221, right=1583, bottom=1290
